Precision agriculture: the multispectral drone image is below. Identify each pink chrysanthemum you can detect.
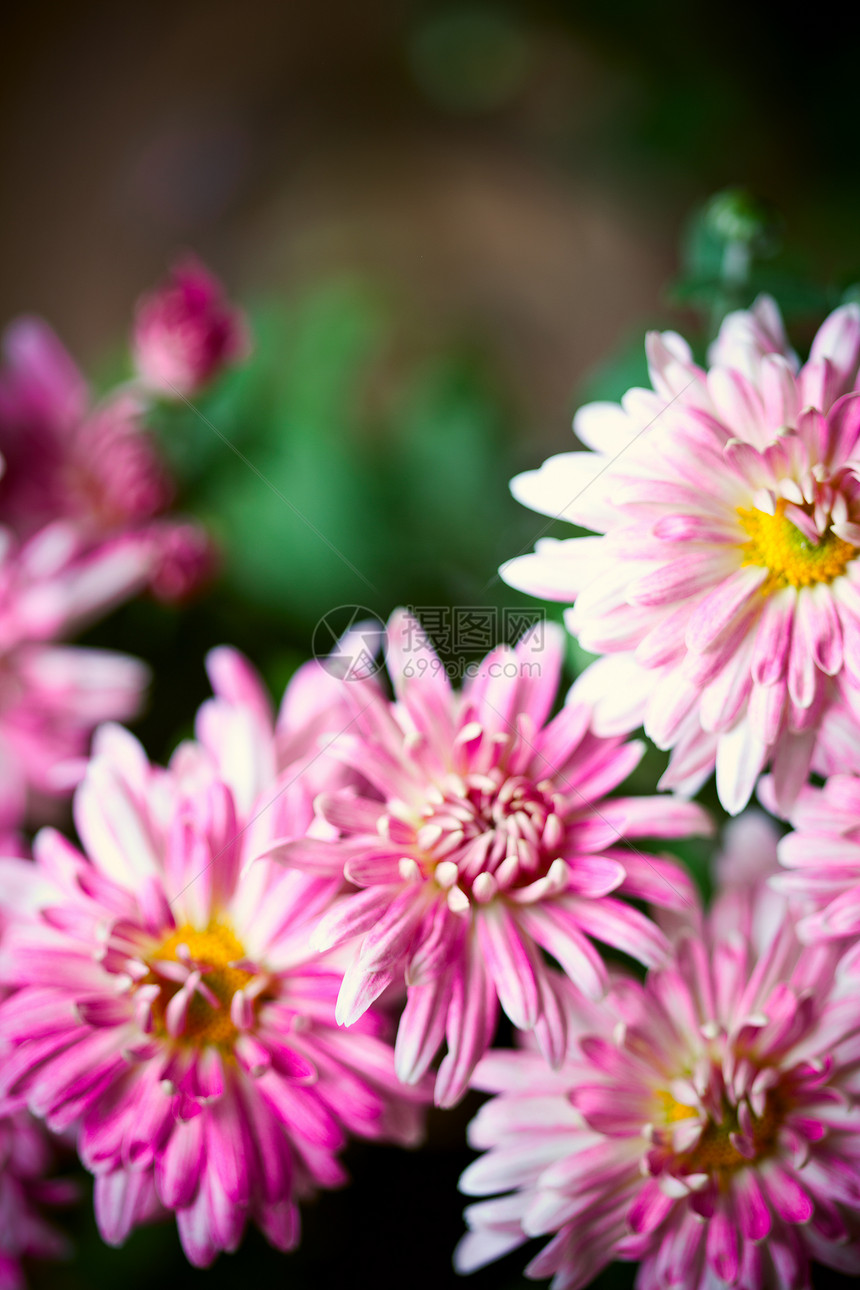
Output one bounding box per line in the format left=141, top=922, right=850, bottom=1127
left=0, top=522, right=149, bottom=835
left=457, top=814, right=860, bottom=1290
left=503, top=296, right=860, bottom=814
left=0, top=1106, right=74, bottom=1289
left=0, top=650, right=424, bottom=1267
left=770, top=771, right=860, bottom=942
left=277, top=611, right=710, bottom=1107
left=0, top=316, right=213, bottom=601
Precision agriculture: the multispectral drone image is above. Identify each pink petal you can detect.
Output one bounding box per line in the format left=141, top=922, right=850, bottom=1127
left=335, top=959, right=396, bottom=1027
left=808, top=584, right=843, bottom=675
left=761, top=1161, right=814, bottom=1224
left=715, top=719, right=769, bottom=815
left=314, top=792, right=385, bottom=833
left=627, top=552, right=733, bottom=608
left=435, top=946, right=499, bottom=1108
left=562, top=895, right=670, bottom=968
left=788, top=594, right=818, bottom=709
left=811, top=309, right=860, bottom=402
left=706, top=1202, right=739, bottom=1283
left=155, top=1113, right=204, bottom=1209
left=627, top=1178, right=675, bottom=1235
left=734, top=1168, right=772, bottom=1241
left=751, top=588, right=795, bottom=685
left=260, top=836, right=347, bottom=877
left=748, top=676, right=788, bottom=745
left=205, top=646, right=273, bottom=726
left=476, top=905, right=540, bottom=1031
left=517, top=904, right=606, bottom=1000
left=685, top=566, right=768, bottom=653
left=311, top=886, right=399, bottom=954
left=395, top=970, right=454, bottom=1085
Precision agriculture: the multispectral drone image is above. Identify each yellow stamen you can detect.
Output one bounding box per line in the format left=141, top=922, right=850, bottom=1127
left=737, top=498, right=855, bottom=590
left=654, top=1090, right=699, bottom=1124
left=147, top=921, right=255, bottom=1047
left=655, top=1092, right=783, bottom=1177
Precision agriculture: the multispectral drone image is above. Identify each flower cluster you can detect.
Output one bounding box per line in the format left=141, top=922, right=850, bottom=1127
left=449, top=292, right=860, bottom=1289
left=0, top=262, right=244, bottom=838
left=8, top=274, right=860, bottom=1290
left=457, top=817, right=860, bottom=1290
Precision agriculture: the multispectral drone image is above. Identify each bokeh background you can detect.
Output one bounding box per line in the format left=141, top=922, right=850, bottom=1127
left=4, top=2, right=860, bottom=1287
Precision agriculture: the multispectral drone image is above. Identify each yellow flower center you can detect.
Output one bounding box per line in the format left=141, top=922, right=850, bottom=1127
left=147, top=920, right=256, bottom=1047
left=737, top=498, right=856, bottom=590
left=654, top=1088, right=783, bottom=1177
left=654, top=1090, right=699, bottom=1124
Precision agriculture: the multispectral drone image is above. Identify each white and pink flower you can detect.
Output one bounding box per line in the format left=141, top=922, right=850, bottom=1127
left=503, top=296, right=860, bottom=814
left=457, top=815, right=860, bottom=1289
left=275, top=610, right=710, bottom=1107
left=0, top=650, right=424, bottom=1267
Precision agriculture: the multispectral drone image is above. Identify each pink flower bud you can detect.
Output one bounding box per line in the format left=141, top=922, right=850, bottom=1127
left=132, top=258, right=249, bottom=398
left=147, top=519, right=218, bottom=602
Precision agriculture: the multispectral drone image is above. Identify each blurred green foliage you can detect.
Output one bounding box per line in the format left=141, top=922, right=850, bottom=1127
left=85, top=276, right=545, bottom=767
left=670, top=189, right=858, bottom=342
left=408, top=5, right=534, bottom=112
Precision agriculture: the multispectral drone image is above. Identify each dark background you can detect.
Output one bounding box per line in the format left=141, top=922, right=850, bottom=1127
left=4, top=2, right=859, bottom=1286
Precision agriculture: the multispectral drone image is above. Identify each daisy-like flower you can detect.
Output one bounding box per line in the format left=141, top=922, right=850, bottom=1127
left=0, top=1106, right=75, bottom=1288
left=0, top=651, right=425, bottom=1268
left=770, top=771, right=860, bottom=942
left=0, top=522, right=149, bottom=835
left=276, top=611, right=710, bottom=1108
left=457, top=814, right=860, bottom=1290
left=0, top=315, right=214, bottom=602
left=502, top=295, right=860, bottom=814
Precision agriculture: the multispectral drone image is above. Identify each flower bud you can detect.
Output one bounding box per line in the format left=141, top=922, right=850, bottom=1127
left=132, top=258, right=248, bottom=398
left=146, top=519, right=218, bottom=602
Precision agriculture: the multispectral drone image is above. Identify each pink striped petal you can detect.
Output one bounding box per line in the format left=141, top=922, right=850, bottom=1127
left=518, top=904, right=606, bottom=1000
left=751, top=588, right=795, bottom=685
left=260, top=837, right=347, bottom=876
left=476, top=905, right=540, bottom=1031
left=395, top=971, right=454, bottom=1085
left=562, top=895, right=670, bottom=968
left=808, top=583, right=843, bottom=675
left=685, top=565, right=768, bottom=653
left=435, top=946, right=499, bottom=1108
left=627, top=1178, right=675, bottom=1235
left=627, top=553, right=733, bottom=608
left=761, top=1161, right=814, bottom=1224
left=311, top=886, right=400, bottom=953
left=706, top=1202, right=739, bottom=1283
